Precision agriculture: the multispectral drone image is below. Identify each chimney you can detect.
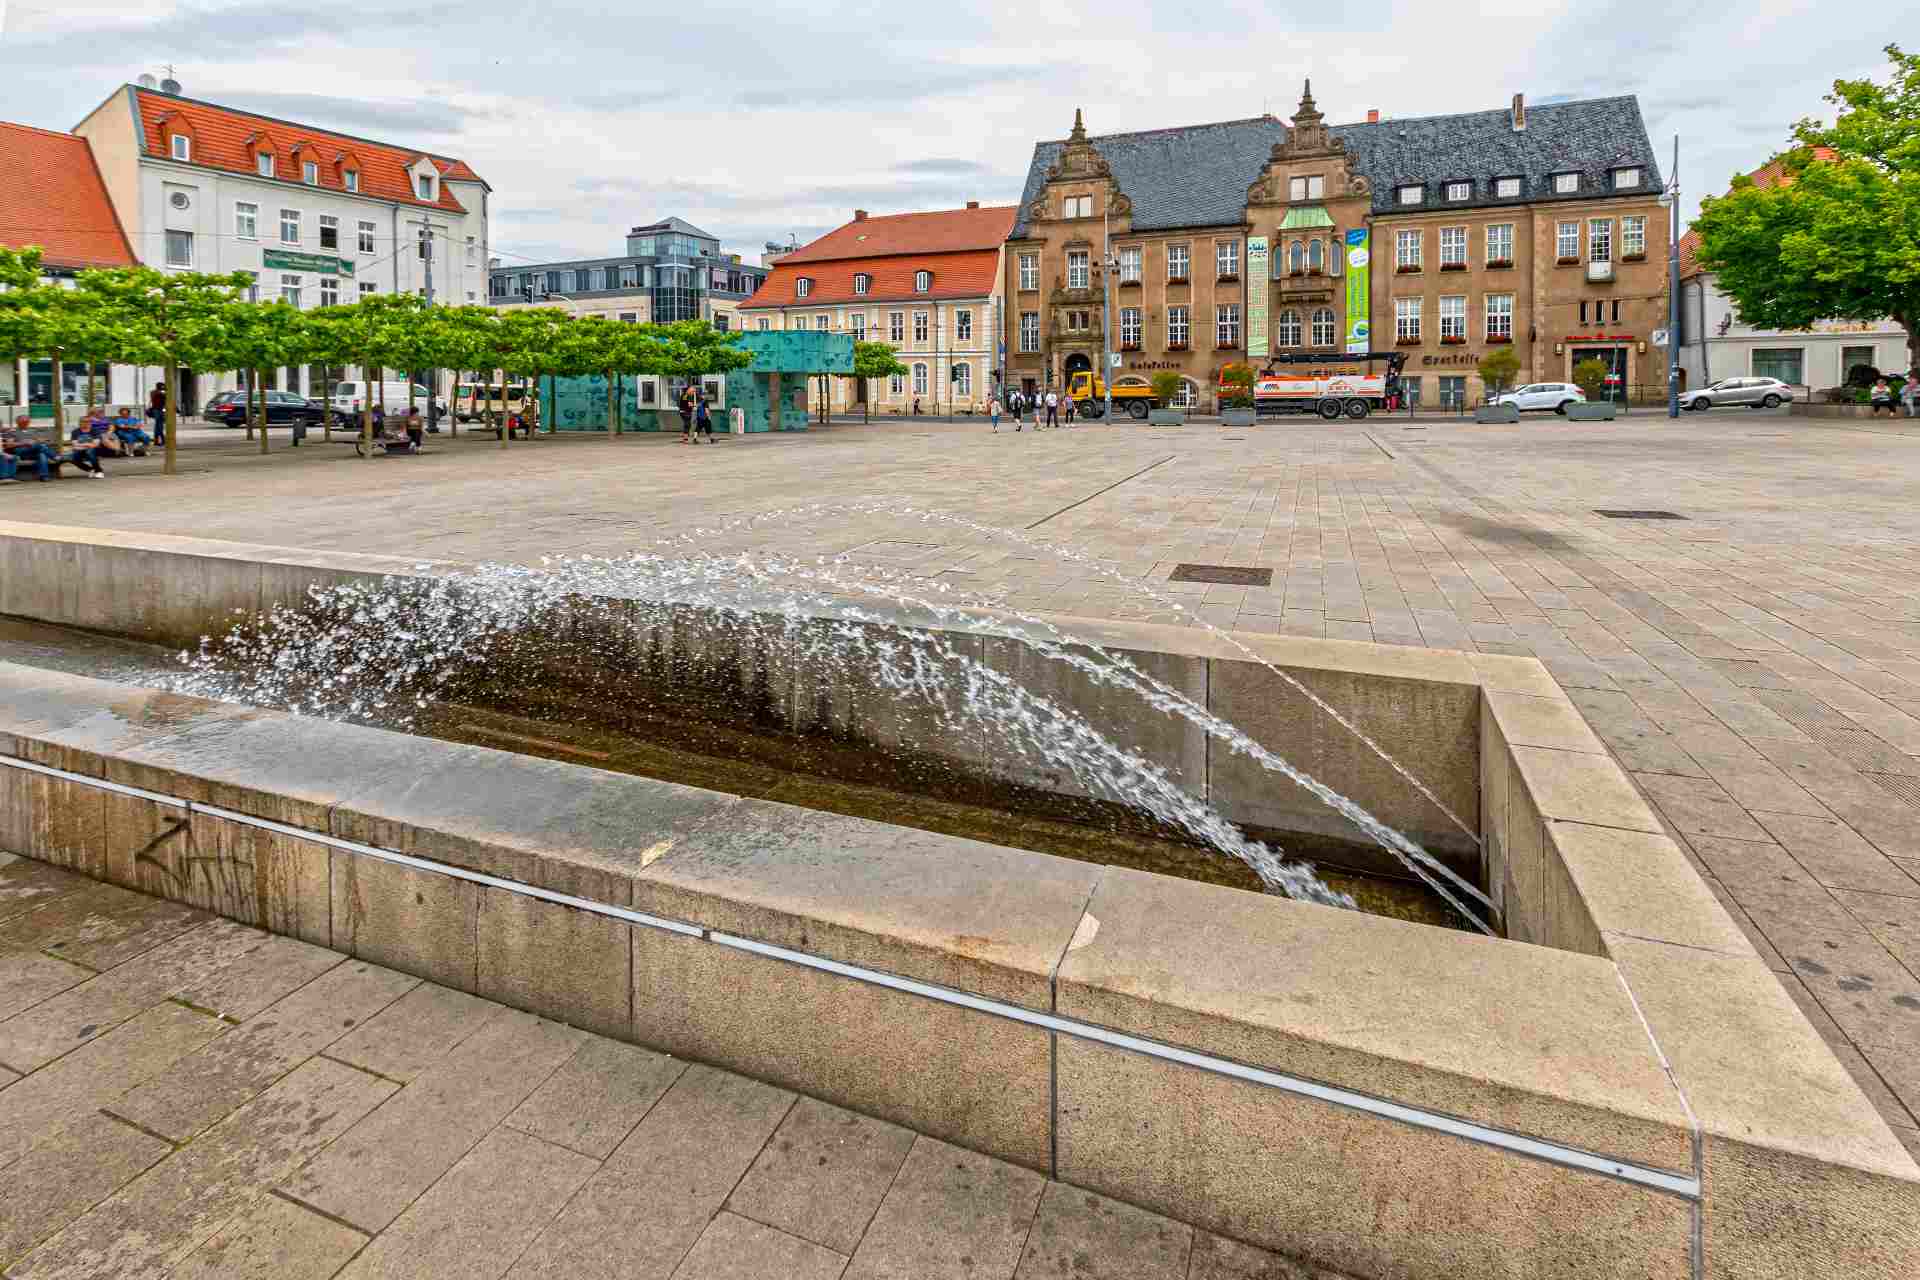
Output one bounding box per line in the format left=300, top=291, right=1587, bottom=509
left=1511, top=93, right=1526, bottom=131
left=853, top=209, right=869, bottom=222
left=1366, top=109, right=1380, bottom=124
left=966, top=200, right=980, bottom=209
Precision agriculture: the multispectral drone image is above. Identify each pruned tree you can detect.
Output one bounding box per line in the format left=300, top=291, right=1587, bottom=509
left=1477, top=345, right=1521, bottom=400
left=851, top=341, right=909, bottom=423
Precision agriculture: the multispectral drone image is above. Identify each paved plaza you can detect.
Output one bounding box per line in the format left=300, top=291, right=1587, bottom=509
left=3, top=407, right=1920, bottom=1163
left=0, top=854, right=1335, bottom=1279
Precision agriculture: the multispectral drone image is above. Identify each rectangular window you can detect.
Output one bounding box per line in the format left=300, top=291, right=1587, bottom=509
left=257, top=153, right=274, bottom=178
left=1496, top=177, right=1520, bottom=198
left=360, top=282, right=375, bottom=299
left=1395, top=229, right=1421, bottom=270
left=1394, top=297, right=1421, bottom=342
left=546, top=271, right=563, bottom=295
left=589, top=268, right=607, bottom=290
left=1439, top=295, right=1466, bottom=340
left=164, top=229, right=192, bottom=267
left=1067, top=250, right=1089, bottom=289
left=303, top=160, right=318, bottom=185
left=956, top=309, right=972, bottom=341
left=1217, top=240, right=1239, bottom=279
left=1589, top=219, right=1613, bottom=262
left=1614, top=167, right=1641, bottom=189
left=1119, top=246, right=1141, bottom=282
left=235, top=202, right=258, bottom=239
left=1062, top=194, right=1092, bottom=218
left=1486, top=223, right=1513, bottom=264
left=1018, top=253, right=1039, bottom=291
left=1216, top=303, right=1241, bottom=347
left=757, top=317, right=770, bottom=331
left=1167, top=305, right=1189, bottom=348
left=911, top=312, right=927, bottom=343
left=1439, top=375, right=1466, bottom=408
left=1556, top=221, right=1579, bottom=260
left=280, top=209, right=300, bottom=244
left=1486, top=293, right=1514, bottom=338
left=1623, top=215, right=1647, bottom=258
left=889, top=372, right=904, bottom=395
left=1398, top=184, right=1422, bottom=205
left=1167, top=244, right=1189, bottom=281
left=954, top=362, right=970, bottom=397
left=1287, top=174, right=1325, bottom=201
left=1439, top=226, right=1466, bottom=267
left=1554, top=173, right=1579, bottom=194
left=1019, top=312, right=1040, bottom=352
left=912, top=364, right=929, bottom=395
left=1752, top=349, right=1804, bottom=384
left=817, top=314, right=830, bottom=332
left=574, top=269, right=591, bottom=291
left=890, top=312, right=904, bottom=343
left=170, top=134, right=190, bottom=161
left=1446, top=181, right=1470, bottom=201
left=851, top=313, right=866, bottom=340
left=1120, top=307, right=1141, bottom=347
left=465, top=236, right=476, bottom=264
left=319, top=215, right=338, bottom=250
left=1579, top=301, right=1588, bottom=324
left=358, top=221, right=375, bottom=254
left=320, top=277, right=340, bottom=307
left=280, top=274, right=302, bottom=306
left=416, top=175, right=434, bottom=201
left=620, top=265, right=638, bottom=287
left=344, top=170, right=358, bottom=192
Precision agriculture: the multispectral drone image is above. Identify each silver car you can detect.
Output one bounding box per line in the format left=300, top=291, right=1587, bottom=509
left=1686, top=376, right=1791, bottom=411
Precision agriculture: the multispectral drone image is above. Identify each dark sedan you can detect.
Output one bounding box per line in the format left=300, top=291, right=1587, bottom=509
left=207, top=390, right=325, bottom=428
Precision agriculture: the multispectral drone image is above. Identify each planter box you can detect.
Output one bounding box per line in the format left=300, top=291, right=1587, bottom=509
left=1148, top=409, right=1185, bottom=426
left=1221, top=409, right=1256, bottom=427
left=1566, top=401, right=1617, bottom=421
left=1474, top=404, right=1520, bottom=424
left=1789, top=401, right=1905, bottom=419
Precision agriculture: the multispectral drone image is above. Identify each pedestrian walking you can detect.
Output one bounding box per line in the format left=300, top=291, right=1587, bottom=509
left=1011, top=390, right=1024, bottom=431
left=678, top=386, right=695, bottom=443
left=695, top=393, right=713, bottom=443
left=1044, top=388, right=1059, bottom=429
left=147, top=384, right=167, bottom=446
left=1063, top=395, right=1076, bottom=427
left=988, top=394, right=1001, bottom=432
left=1871, top=378, right=1897, bottom=416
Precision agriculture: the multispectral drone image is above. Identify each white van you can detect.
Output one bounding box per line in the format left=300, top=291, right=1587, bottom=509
left=329, top=380, right=444, bottom=415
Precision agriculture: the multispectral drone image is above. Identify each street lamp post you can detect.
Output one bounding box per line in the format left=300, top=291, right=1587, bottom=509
left=1101, top=208, right=1114, bottom=422
left=1664, top=135, right=1681, bottom=420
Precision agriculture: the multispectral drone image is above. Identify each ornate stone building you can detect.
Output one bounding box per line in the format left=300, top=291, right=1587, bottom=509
left=1004, top=86, right=1670, bottom=410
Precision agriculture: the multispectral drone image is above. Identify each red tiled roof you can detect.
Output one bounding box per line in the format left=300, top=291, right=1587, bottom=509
left=0, top=121, right=136, bottom=270
left=130, top=88, right=483, bottom=214
left=1683, top=146, right=1839, bottom=278
left=778, top=205, right=1016, bottom=264
left=739, top=248, right=999, bottom=309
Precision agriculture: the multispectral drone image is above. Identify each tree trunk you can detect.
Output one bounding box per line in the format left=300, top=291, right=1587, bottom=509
left=257, top=369, right=269, bottom=454
left=49, top=352, right=65, bottom=449
left=449, top=371, right=460, bottom=437
left=606, top=370, right=616, bottom=437
left=162, top=361, right=178, bottom=476
left=361, top=359, right=375, bottom=459
left=321, top=365, right=333, bottom=442
left=499, top=371, right=510, bottom=449
left=547, top=373, right=556, bottom=437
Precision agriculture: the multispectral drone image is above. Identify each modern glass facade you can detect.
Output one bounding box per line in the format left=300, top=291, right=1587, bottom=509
left=490, top=217, right=766, bottom=324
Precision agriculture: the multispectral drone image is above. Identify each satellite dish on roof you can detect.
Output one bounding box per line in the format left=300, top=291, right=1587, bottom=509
left=160, top=76, right=182, bottom=95
left=138, top=74, right=159, bottom=88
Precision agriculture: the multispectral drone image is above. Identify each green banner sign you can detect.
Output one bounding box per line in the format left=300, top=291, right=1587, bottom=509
left=261, top=248, right=355, bottom=277
left=1246, top=236, right=1269, bottom=359
left=1343, top=228, right=1370, bottom=353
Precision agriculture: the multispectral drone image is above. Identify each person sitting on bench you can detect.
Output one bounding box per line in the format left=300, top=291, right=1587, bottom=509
left=2, top=417, right=57, bottom=481
left=111, top=407, right=152, bottom=456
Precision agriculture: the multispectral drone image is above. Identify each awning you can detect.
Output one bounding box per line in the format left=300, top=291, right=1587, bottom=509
left=1278, top=205, right=1335, bottom=230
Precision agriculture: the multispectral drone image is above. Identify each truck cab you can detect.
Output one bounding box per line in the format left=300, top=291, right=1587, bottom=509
left=1065, top=371, right=1158, bottom=420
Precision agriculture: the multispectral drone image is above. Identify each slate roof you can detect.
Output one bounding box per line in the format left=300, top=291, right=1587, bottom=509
left=1010, top=97, right=1663, bottom=238
left=0, top=122, right=137, bottom=270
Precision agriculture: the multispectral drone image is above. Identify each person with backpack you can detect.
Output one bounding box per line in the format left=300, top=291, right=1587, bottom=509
left=695, top=393, right=713, bottom=443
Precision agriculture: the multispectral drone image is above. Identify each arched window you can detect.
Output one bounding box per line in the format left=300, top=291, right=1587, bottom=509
left=1311, top=308, right=1336, bottom=346
left=1288, top=241, right=1305, bottom=274
left=1276, top=310, right=1303, bottom=346
left=912, top=363, right=928, bottom=395
left=1307, top=239, right=1325, bottom=273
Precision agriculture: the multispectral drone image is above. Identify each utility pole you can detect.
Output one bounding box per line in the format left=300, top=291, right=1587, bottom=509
left=420, top=223, right=438, bottom=428
left=1666, top=135, right=1681, bottom=420
left=1101, top=207, right=1114, bottom=422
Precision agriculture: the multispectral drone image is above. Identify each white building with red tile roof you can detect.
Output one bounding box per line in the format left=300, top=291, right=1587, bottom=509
left=71, top=82, right=491, bottom=409
left=739, top=203, right=1015, bottom=416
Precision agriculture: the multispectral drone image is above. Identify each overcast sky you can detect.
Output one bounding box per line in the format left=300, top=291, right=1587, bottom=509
left=1, top=0, right=1907, bottom=268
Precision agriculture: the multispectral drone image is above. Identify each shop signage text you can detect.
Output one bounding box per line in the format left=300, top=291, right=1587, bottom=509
left=261, top=249, right=355, bottom=277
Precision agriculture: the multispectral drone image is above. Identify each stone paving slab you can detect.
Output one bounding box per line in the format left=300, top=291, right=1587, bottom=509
left=0, top=859, right=1353, bottom=1280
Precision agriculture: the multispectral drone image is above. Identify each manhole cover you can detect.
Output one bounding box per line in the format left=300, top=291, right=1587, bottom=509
left=1593, top=510, right=1686, bottom=520
left=1169, top=563, right=1273, bottom=586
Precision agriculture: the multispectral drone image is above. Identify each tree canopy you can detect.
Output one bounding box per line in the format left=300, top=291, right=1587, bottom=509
left=1694, top=44, right=1920, bottom=366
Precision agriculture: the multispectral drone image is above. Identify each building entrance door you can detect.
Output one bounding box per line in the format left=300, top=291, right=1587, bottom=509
left=1573, top=346, right=1627, bottom=403
left=1063, top=353, right=1092, bottom=379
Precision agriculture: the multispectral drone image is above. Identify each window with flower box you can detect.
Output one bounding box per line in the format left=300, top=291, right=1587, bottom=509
left=1395, top=229, right=1421, bottom=272
left=1439, top=226, right=1467, bottom=270
left=1119, top=307, right=1141, bottom=348
left=1119, top=246, right=1141, bottom=283
left=1589, top=218, right=1612, bottom=262
left=1394, top=297, right=1421, bottom=343
left=1439, top=295, right=1466, bottom=342
left=1167, top=244, right=1189, bottom=282
left=1167, top=306, right=1189, bottom=348
left=1217, top=240, right=1239, bottom=280
left=1485, top=293, right=1513, bottom=341
left=1216, top=303, right=1241, bottom=347
left=1486, top=223, right=1514, bottom=266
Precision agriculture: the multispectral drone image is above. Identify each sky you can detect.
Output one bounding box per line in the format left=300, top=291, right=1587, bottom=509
left=1, top=0, right=1911, bottom=269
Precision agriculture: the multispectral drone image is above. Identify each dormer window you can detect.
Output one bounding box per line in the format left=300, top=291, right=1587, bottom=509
left=1554, top=172, right=1579, bottom=194
left=416, top=173, right=436, bottom=201
left=796, top=277, right=812, bottom=298
left=1445, top=181, right=1470, bottom=201
left=914, top=270, right=931, bottom=292
left=854, top=273, right=870, bottom=295
left=344, top=169, right=359, bottom=193
left=1062, top=194, right=1092, bottom=218
left=1613, top=167, right=1642, bottom=189
left=1397, top=184, right=1422, bottom=205
left=257, top=153, right=274, bottom=178
left=303, top=160, right=318, bottom=185
left=169, top=134, right=190, bottom=161
left=1495, top=176, right=1521, bottom=198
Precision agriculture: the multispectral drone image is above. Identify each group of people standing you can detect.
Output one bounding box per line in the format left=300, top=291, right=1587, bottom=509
left=677, top=385, right=715, bottom=444
left=1867, top=374, right=1920, bottom=417
left=989, top=387, right=1076, bottom=433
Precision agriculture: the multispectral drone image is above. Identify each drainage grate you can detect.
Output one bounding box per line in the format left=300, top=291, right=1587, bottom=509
left=1169, top=563, right=1273, bottom=587
left=1593, top=510, right=1686, bottom=520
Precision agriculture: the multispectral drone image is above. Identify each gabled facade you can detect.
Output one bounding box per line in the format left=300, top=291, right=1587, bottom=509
left=72, top=82, right=491, bottom=408
left=738, top=203, right=1014, bottom=416
left=1006, top=87, right=1669, bottom=411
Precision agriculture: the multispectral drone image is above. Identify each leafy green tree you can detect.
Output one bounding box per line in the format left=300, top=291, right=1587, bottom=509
left=1477, top=345, right=1521, bottom=399
left=1218, top=361, right=1255, bottom=409
left=851, top=341, right=909, bottom=423
left=1694, top=44, right=1920, bottom=369
left=1150, top=370, right=1182, bottom=407
left=302, top=305, right=361, bottom=442
left=223, top=301, right=310, bottom=453
left=434, top=305, right=503, bottom=437
left=492, top=308, right=571, bottom=447
left=70, top=266, right=251, bottom=474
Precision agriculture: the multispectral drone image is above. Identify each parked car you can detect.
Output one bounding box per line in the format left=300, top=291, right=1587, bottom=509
left=208, top=389, right=325, bottom=428
left=1491, top=382, right=1587, bottom=414
left=1685, top=377, right=1791, bottom=411
left=201, top=390, right=247, bottom=418
left=329, top=380, right=445, bottom=417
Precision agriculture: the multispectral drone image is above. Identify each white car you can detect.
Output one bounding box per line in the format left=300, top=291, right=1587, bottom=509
left=1684, top=376, right=1791, bottom=411
left=329, top=380, right=446, bottom=416
left=1493, top=382, right=1587, bottom=414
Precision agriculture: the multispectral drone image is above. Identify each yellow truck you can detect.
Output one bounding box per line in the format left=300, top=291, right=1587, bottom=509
left=1064, top=371, right=1160, bottom=420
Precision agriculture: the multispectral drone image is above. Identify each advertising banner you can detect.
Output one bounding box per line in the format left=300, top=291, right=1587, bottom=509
left=261, top=248, right=355, bottom=277
left=1246, top=236, right=1269, bottom=359
left=1343, top=228, right=1369, bottom=353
